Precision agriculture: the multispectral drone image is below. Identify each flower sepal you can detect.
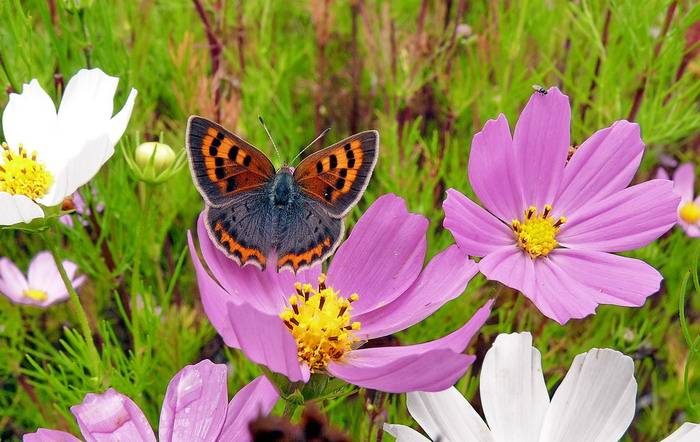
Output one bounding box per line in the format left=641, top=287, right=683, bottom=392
left=262, top=366, right=352, bottom=405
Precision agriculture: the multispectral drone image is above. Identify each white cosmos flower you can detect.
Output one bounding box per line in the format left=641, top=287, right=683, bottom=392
left=384, top=332, right=697, bottom=442
left=0, top=68, right=137, bottom=226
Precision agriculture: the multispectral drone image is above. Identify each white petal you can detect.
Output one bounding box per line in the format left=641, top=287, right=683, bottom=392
left=2, top=79, right=58, bottom=158
left=108, top=87, right=137, bottom=146
left=480, top=332, right=550, bottom=442
left=661, top=423, right=700, bottom=442
left=540, top=348, right=636, bottom=442
left=407, top=388, right=494, bottom=442
left=0, top=193, right=44, bottom=225
left=383, top=423, right=432, bottom=442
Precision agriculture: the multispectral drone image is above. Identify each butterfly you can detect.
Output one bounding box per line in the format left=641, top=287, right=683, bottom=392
left=186, top=116, right=379, bottom=274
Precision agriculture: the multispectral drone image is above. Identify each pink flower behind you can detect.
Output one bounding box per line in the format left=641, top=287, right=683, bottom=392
left=189, top=194, right=492, bottom=393
left=23, top=360, right=279, bottom=442
left=0, top=251, right=85, bottom=308
left=656, top=163, right=700, bottom=237
left=443, top=87, right=680, bottom=324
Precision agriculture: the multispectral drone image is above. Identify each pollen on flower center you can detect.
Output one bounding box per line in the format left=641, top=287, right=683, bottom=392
left=679, top=202, right=700, bottom=224
left=511, top=205, right=566, bottom=259
left=280, top=274, right=360, bottom=372
left=23, top=289, right=48, bottom=302
left=0, top=142, right=53, bottom=200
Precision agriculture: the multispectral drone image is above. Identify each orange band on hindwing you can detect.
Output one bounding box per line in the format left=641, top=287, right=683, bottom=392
left=214, top=221, right=266, bottom=267
left=278, top=237, right=332, bottom=272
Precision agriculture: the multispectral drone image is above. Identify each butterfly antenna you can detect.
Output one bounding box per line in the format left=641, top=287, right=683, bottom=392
left=290, top=127, right=331, bottom=165
left=258, top=116, right=283, bottom=165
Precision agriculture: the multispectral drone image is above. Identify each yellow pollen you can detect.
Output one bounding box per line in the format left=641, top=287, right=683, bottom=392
left=23, top=289, right=48, bottom=302
left=0, top=142, right=53, bottom=200
left=511, top=205, right=566, bottom=259
left=679, top=202, right=700, bottom=224
left=280, top=274, right=360, bottom=372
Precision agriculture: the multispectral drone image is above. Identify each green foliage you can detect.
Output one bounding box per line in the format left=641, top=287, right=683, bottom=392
left=0, top=0, right=700, bottom=440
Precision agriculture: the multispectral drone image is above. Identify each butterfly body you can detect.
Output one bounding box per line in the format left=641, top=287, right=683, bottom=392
left=186, top=116, right=379, bottom=274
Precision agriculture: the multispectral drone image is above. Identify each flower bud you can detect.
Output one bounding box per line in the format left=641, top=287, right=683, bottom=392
left=135, top=142, right=176, bottom=175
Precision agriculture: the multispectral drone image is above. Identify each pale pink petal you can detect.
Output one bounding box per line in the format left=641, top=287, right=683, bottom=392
left=383, top=424, right=432, bottom=442
left=326, top=194, right=428, bottom=315
left=548, top=249, right=661, bottom=308
left=513, top=87, right=570, bottom=209
left=656, top=168, right=670, bottom=180
left=558, top=180, right=679, bottom=252
left=555, top=121, right=644, bottom=217
left=673, top=163, right=696, bottom=203
left=71, top=388, right=156, bottom=442
left=23, top=429, right=81, bottom=442
left=478, top=247, right=537, bottom=302
left=539, top=349, right=636, bottom=441
left=662, top=423, right=700, bottom=442
left=27, top=252, right=64, bottom=293
left=468, top=114, right=524, bottom=221
left=0, top=193, right=44, bottom=225
left=353, top=245, right=479, bottom=339
left=218, top=376, right=280, bottom=441
left=0, top=257, right=29, bottom=301
left=227, top=302, right=310, bottom=383
left=3, top=79, right=58, bottom=160
left=480, top=333, right=549, bottom=442
left=443, top=189, right=514, bottom=257
left=682, top=223, right=700, bottom=238
left=188, top=231, right=239, bottom=347
left=197, top=213, right=318, bottom=315
left=406, top=388, right=494, bottom=441
left=158, top=360, right=228, bottom=442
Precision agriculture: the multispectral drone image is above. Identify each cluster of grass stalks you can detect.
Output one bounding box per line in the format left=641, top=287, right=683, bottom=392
left=1, top=0, right=700, bottom=440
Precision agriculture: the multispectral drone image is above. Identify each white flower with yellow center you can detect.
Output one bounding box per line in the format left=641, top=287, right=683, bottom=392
left=0, top=68, right=137, bottom=226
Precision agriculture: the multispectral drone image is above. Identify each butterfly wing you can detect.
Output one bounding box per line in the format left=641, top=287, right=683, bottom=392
left=293, top=130, right=379, bottom=217
left=205, top=191, right=276, bottom=270
left=186, top=116, right=276, bottom=207
left=274, top=195, right=344, bottom=273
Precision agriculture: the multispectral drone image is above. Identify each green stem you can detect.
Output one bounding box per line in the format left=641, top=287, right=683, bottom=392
left=45, top=231, right=100, bottom=375
left=78, top=9, right=92, bottom=68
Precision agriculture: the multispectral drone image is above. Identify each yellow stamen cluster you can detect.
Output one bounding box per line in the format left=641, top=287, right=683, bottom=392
left=280, top=274, right=360, bottom=372
left=511, top=205, right=566, bottom=259
left=23, top=289, right=48, bottom=302
left=0, top=142, right=53, bottom=200
left=679, top=202, right=700, bottom=224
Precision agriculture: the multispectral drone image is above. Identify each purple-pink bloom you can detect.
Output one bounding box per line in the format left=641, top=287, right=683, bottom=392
left=443, top=87, right=679, bottom=324
left=23, top=359, right=279, bottom=442
left=0, top=251, right=85, bottom=308
left=656, top=163, right=700, bottom=237
left=189, top=194, right=492, bottom=393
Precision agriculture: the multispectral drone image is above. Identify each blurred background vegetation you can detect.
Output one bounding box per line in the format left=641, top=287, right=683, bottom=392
left=1, top=0, right=700, bottom=440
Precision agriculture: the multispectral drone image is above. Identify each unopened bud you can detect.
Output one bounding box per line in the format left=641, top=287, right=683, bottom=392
left=135, top=142, right=176, bottom=174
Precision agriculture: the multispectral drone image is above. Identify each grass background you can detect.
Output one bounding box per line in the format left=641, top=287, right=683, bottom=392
left=1, top=0, right=700, bottom=440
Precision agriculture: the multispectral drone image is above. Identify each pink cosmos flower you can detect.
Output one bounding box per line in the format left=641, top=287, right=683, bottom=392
left=23, top=359, right=279, bottom=442
left=443, top=88, right=679, bottom=324
left=656, top=163, right=700, bottom=237
left=189, top=194, right=492, bottom=393
left=0, top=251, right=85, bottom=307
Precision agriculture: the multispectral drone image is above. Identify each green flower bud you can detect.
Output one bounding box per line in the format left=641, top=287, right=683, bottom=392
left=122, top=139, right=186, bottom=185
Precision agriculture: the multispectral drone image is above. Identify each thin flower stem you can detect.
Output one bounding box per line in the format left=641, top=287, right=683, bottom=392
left=78, top=9, right=93, bottom=68
left=45, top=231, right=100, bottom=374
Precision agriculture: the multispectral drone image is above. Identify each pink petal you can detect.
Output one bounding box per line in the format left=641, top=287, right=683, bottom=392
left=682, top=223, right=700, bottom=238
left=197, top=214, right=318, bottom=315
left=0, top=257, right=29, bottom=301
left=227, top=302, right=310, bottom=383
left=327, top=301, right=492, bottom=392
left=443, top=189, right=514, bottom=257
left=555, top=121, right=645, bottom=217
left=478, top=247, right=537, bottom=301
left=23, top=429, right=82, bottom=442
left=656, top=168, right=670, bottom=180
left=547, top=249, right=661, bottom=308
left=673, top=163, right=696, bottom=203
left=27, top=252, right=66, bottom=294
left=353, top=245, right=479, bottom=338
left=326, top=194, right=428, bottom=315
left=513, top=87, right=570, bottom=209
left=159, top=360, right=228, bottom=442
left=558, top=180, right=679, bottom=252
left=218, top=376, right=280, bottom=441
left=71, top=388, right=156, bottom=442
left=188, top=230, right=239, bottom=347
left=468, top=114, right=525, bottom=221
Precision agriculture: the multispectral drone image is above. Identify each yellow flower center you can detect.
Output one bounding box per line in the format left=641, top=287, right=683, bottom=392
left=23, top=289, right=48, bottom=301
left=0, top=142, right=53, bottom=200
left=679, top=202, right=700, bottom=224
left=511, top=205, right=566, bottom=258
left=280, top=274, right=360, bottom=372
